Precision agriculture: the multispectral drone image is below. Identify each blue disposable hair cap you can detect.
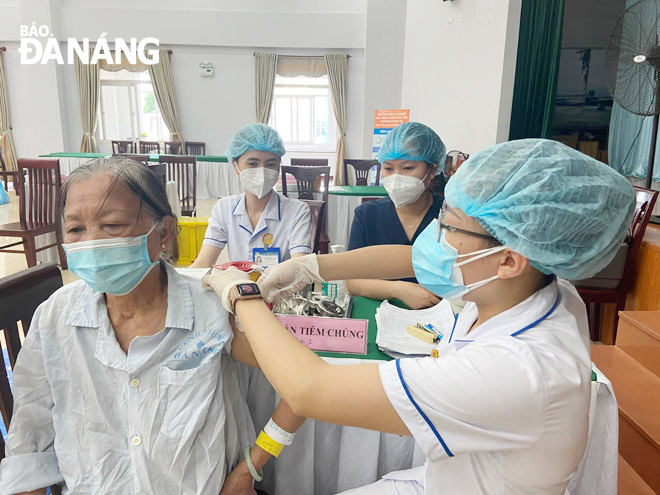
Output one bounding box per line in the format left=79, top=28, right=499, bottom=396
left=377, top=122, right=446, bottom=173
left=444, top=138, right=636, bottom=280
left=226, top=123, right=286, bottom=161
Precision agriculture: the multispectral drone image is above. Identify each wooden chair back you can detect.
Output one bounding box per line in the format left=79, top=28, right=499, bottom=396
left=185, top=142, right=206, bottom=156
left=164, top=141, right=182, bottom=154
left=280, top=166, right=330, bottom=204
left=290, top=158, right=329, bottom=167
left=0, top=159, right=67, bottom=268
left=281, top=166, right=331, bottom=253
left=111, top=140, right=136, bottom=154
left=343, top=159, right=380, bottom=186
left=18, top=159, right=61, bottom=227
left=139, top=141, right=160, bottom=154
left=299, top=199, right=326, bottom=253
left=0, top=263, right=63, bottom=457
left=158, top=155, right=197, bottom=216
left=147, top=163, right=167, bottom=189
left=577, top=186, right=658, bottom=342
left=622, top=187, right=659, bottom=293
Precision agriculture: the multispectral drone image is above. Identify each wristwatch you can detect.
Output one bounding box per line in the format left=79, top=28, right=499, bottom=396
left=228, top=283, right=262, bottom=314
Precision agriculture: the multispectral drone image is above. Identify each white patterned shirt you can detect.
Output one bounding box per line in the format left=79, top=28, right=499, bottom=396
left=0, top=264, right=254, bottom=494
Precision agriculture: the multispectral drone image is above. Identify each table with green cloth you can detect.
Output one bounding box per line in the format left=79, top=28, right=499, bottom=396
left=326, top=185, right=388, bottom=249
left=317, top=295, right=404, bottom=360
left=251, top=293, right=613, bottom=495
left=247, top=295, right=424, bottom=495
left=40, top=152, right=238, bottom=200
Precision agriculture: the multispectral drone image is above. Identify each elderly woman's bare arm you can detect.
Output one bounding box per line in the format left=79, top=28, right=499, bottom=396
left=233, top=299, right=410, bottom=435
left=229, top=317, right=307, bottom=473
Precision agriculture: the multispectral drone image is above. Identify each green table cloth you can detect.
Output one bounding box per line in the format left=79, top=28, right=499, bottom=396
left=328, top=185, right=387, bottom=197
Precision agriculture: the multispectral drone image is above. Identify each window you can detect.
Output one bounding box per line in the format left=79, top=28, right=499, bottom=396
left=98, top=70, right=169, bottom=142
left=269, top=75, right=336, bottom=151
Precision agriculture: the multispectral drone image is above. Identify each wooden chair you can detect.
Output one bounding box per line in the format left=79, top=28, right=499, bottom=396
left=185, top=141, right=206, bottom=156
left=290, top=158, right=329, bottom=168
left=159, top=155, right=196, bottom=216
left=299, top=199, right=326, bottom=254
left=139, top=141, right=160, bottom=154
left=111, top=155, right=166, bottom=189
left=576, top=186, right=659, bottom=342
left=111, top=140, right=136, bottom=154
left=0, top=263, right=63, bottom=461
left=164, top=141, right=182, bottom=154
left=343, top=159, right=380, bottom=186
left=0, top=159, right=67, bottom=269
left=113, top=153, right=150, bottom=166
left=147, top=163, right=167, bottom=189
left=281, top=165, right=330, bottom=253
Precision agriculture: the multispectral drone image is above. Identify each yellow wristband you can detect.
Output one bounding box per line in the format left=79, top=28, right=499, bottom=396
left=256, top=430, right=284, bottom=458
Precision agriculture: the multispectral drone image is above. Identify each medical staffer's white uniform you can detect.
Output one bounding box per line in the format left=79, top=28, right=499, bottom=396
left=202, top=191, right=312, bottom=262
left=342, top=278, right=591, bottom=495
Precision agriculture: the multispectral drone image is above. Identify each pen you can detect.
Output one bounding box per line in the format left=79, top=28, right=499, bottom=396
left=417, top=322, right=443, bottom=339
left=426, top=323, right=444, bottom=337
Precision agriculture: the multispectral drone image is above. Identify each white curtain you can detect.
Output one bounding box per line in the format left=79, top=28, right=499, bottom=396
left=74, top=49, right=100, bottom=152
left=0, top=50, right=17, bottom=172
left=148, top=49, right=184, bottom=144
left=325, top=54, right=348, bottom=185
left=255, top=52, right=278, bottom=124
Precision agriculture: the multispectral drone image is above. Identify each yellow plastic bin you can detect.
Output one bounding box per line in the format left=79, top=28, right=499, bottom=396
left=177, top=216, right=209, bottom=266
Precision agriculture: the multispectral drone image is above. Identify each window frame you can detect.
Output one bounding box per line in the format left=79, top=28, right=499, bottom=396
left=98, top=74, right=169, bottom=143
left=269, top=76, right=337, bottom=152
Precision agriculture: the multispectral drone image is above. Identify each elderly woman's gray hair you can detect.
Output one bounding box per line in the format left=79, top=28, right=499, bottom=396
left=61, top=156, right=179, bottom=263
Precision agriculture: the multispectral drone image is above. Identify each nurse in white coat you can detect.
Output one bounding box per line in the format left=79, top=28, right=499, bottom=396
left=190, top=124, right=311, bottom=268
left=203, top=139, right=635, bottom=494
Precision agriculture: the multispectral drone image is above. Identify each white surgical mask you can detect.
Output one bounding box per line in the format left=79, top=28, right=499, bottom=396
left=239, top=167, right=279, bottom=199
left=382, top=170, right=430, bottom=208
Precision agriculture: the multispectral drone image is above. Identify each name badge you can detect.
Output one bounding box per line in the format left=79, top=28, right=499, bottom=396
left=253, top=247, right=281, bottom=268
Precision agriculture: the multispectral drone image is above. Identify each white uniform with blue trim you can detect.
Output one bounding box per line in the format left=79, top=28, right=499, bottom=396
left=347, top=279, right=592, bottom=495
left=203, top=191, right=312, bottom=262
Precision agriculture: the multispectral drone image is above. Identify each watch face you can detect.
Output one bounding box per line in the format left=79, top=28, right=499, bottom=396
left=237, top=283, right=260, bottom=296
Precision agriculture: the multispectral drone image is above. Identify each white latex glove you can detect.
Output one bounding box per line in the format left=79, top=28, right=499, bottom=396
left=257, top=254, right=325, bottom=304
left=202, top=266, right=250, bottom=313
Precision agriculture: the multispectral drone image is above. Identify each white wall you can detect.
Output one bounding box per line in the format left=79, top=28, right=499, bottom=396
left=1, top=0, right=368, bottom=168
left=400, top=0, right=522, bottom=154
left=361, top=0, right=408, bottom=158
left=2, top=0, right=524, bottom=168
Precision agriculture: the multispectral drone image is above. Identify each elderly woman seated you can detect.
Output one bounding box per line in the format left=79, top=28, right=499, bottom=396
left=0, top=157, right=300, bottom=494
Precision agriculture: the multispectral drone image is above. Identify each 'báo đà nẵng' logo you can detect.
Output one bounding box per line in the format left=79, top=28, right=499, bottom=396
left=19, top=24, right=160, bottom=65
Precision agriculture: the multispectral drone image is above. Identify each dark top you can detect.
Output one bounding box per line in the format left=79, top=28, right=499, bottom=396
left=348, top=194, right=443, bottom=283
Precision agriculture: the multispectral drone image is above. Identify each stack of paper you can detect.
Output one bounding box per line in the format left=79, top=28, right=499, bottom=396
left=375, top=300, right=456, bottom=356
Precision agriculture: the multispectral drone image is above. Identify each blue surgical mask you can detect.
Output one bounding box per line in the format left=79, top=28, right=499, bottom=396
left=63, top=223, right=160, bottom=295
left=412, top=220, right=506, bottom=300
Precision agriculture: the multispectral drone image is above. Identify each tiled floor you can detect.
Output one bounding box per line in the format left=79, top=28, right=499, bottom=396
left=0, top=184, right=222, bottom=283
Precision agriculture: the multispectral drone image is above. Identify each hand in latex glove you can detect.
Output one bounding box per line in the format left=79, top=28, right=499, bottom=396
left=202, top=266, right=250, bottom=313
left=257, top=254, right=325, bottom=304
